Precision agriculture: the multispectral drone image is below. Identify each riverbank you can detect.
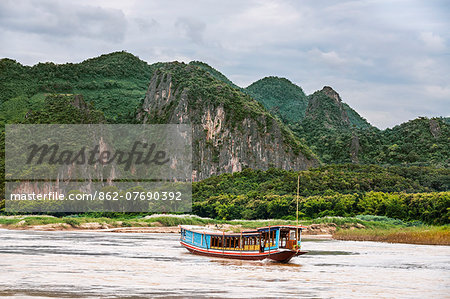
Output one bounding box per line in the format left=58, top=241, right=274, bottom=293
left=334, top=226, right=450, bottom=245
left=0, top=216, right=337, bottom=236
left=0, top=214, right=344, bottom=234
left=0, top=214, right=448, bottom=245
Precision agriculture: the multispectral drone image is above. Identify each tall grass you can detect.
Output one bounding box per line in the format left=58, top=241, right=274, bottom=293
left=334, top=226, right=450, bottom=245
left=0, top=214, right=416, bottom=228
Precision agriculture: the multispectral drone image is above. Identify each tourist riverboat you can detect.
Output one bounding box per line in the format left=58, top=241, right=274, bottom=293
left=179, top=225, right=307, bottom=263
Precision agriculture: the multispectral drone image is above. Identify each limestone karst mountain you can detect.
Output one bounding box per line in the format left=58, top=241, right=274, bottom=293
left=136, top=62, right=318, bottom=180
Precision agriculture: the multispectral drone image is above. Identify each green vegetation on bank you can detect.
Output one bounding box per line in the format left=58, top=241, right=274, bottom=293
left=192, top=165, right=449, bottom=224
left=193, top=190, right=449, bottom=225
left=194, top=165, right=449, bottom=197
left=1, top=165, right=448, bottom=226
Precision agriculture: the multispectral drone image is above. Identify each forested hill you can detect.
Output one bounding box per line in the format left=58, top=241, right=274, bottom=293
left=244, top=79, right=448, bottom=166
left=1, top=51, right=448, bottom=168
left=304, top=86, right=372, bottom=130
left=0, top=51, right=154, bottom=123
left=245, top=76, right=309, bottom=124
left=135, top=61, right=318, bottom=180
left=291, top=112, right=449, bottom=166
left=245, top=79, right=371, bottom=130
left=188, top=61, right=241, bottom=90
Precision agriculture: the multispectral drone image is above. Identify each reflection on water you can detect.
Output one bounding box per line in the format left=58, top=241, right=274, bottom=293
left=0, top=229, right=449, bottom=298
left=305, top=250, right=355, bottom=255
left=209, top=258, right=302, bottom=269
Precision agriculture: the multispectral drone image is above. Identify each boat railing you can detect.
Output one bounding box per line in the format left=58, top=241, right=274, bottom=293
left=211, top=245, right=261, bottom=251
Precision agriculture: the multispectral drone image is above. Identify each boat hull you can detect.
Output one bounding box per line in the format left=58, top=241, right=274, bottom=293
left=181, top=241, right=307, bottom=263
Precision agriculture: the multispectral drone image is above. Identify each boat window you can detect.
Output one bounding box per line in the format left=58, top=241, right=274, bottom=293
left=280, top=230, right=288, bottom=247
left=290, top=230, right=296, bottom=240
left=261, top=230, right=275, bottom=247
left=211, top=236, right=225, bottom=249
left=232, top=235, right=261, bottom=251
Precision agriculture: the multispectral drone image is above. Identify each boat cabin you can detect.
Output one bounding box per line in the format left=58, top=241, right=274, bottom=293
left=179, top=225, right=304, bottom=253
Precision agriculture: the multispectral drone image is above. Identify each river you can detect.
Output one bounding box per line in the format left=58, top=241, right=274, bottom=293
left=0, top=229, right=448, bottom=298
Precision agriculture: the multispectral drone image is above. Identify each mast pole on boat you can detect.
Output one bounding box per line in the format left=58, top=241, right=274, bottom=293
left=240, top=232, right=242, bottom=257
left=296, top=174, right=300, bottom=227
left=296, top=174, right=300, bottom=247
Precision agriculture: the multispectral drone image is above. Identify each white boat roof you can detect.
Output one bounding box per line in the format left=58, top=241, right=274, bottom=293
left=179, top=225, right=223, bottom=234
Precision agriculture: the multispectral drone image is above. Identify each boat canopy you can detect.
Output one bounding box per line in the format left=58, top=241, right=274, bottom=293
left=179, top=225, right=306, bottom=237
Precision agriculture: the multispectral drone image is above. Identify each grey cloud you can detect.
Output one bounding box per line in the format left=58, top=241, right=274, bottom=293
left=175, top=17, right=206, bottom=45
left=0, top=0, right=448, bottom=128
left=0, top=0, right=127, bottom=42
left=134, top=17, right=159, bottom=33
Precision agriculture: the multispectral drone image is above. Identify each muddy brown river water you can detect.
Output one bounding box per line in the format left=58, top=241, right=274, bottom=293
left=0, top=229, right=448, bottom=298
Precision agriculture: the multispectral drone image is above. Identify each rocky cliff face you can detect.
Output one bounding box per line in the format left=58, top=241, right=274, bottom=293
left=8, top=94, right=114, bottom=199
left=137, top=63, right=318, bottom=181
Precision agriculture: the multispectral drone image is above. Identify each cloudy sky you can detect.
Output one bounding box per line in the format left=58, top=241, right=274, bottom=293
left=1, top=0, right=448, bottom=128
